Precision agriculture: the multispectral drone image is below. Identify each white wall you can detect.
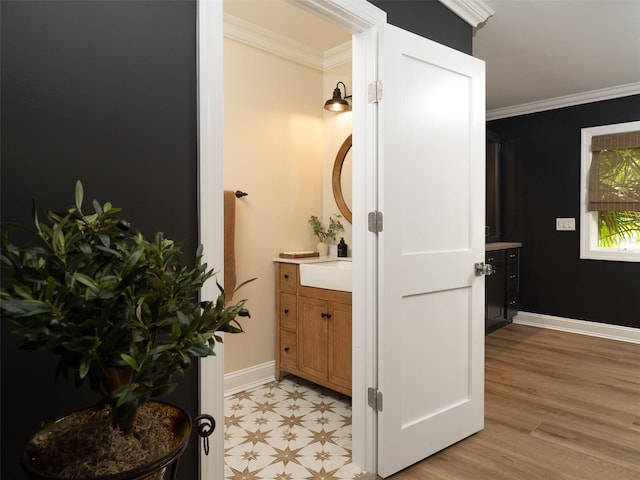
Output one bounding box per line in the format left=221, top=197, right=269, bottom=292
left=223, top=36, right=352, bottom=375
left=323, top=62, right=353, bottom=249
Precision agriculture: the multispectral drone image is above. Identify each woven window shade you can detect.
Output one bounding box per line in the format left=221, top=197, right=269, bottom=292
left=588, top=131, right=640, bottom=212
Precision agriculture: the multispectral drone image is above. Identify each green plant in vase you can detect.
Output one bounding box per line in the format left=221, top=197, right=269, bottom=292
left=308, top=214, right=344, bottom=255
left=0, top=181, right=254, bottom=478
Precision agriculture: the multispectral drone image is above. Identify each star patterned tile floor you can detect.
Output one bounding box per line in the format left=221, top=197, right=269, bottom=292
left=224, top=375, right=370, bottom=480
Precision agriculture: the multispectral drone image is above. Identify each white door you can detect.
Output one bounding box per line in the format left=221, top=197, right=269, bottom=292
left=376, top=24, right=486, bottom=477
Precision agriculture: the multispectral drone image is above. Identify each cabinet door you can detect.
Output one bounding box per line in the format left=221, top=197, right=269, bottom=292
left=506, top=256, right=519, bottom=320
left=298, top=296, right=329, bottom=380
left=280, top=330, right=298, bottom=371
left=278, top=263, right=298, bottom=293
left=485, top=264, right=505, bottom=331
left=328, top=302, right=352, bottom=393
left=279, top=293, right=297, bottom=331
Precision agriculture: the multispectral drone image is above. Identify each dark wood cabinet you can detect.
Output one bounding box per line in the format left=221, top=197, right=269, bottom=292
left=505, top=248, right=520, bottom=320
left=485, top=246, right=520, bottom=334
left=486, top=134, right=501, bottom=242
left=485, top=251, right=505, bottom=331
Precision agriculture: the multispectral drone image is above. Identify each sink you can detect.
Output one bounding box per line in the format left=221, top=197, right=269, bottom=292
left=299, top=260, right=352, bottom=292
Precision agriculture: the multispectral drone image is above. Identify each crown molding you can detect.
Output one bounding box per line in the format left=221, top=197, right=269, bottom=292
left=223, top=13, right=351, bottom=71
left=439, top=0, right=494, bottom=27
left=487, top=82, right=640, bottom=121
left=323, top=42, right=352, bottom=70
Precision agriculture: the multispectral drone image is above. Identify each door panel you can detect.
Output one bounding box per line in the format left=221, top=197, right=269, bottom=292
left=377, top=24, right=486, bottom=477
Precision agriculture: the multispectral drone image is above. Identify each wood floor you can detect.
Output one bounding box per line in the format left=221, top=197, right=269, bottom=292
left=386, top=323, right=640, bottom=480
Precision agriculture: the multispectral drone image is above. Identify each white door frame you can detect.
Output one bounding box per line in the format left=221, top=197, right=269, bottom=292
left=197, top=1, right=386, bottom=478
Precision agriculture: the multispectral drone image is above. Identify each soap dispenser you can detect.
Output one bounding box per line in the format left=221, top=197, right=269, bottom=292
left=337, top=237, right=348, bottom=257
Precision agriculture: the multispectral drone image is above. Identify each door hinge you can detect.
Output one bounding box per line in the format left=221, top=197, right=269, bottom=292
left=368, top=211, right=383, bottom=233
left=368, top=387, right=383, bottom=412
left=368, top=80, right=383, bottom=103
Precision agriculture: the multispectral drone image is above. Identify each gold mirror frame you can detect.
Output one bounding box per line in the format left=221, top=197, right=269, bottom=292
left=332, top=134, right=352, bottom=223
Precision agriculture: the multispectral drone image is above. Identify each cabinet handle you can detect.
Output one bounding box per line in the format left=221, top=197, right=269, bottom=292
left=509, top=253, right=516, bottom=258
left=283, top=308, right=289, bottom=314
left=283, top=274, right=289, bottom=279
left=509, top=274, right=517, bottom=279
left=284, top=347, right=290, bottom=352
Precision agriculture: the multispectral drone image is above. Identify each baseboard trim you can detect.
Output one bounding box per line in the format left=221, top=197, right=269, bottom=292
left=224, top=361, right=276, bottom=397
left=514, top=312, right=640, bottom=344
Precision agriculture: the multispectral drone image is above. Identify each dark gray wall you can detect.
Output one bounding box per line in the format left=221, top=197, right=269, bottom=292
left=1, top=1, right=199, bottom=478
left=1, top=0, right=472, bottom=478
left=369, top=0, right=472, bottom=54
left=488, top=95, right=640, bottom=328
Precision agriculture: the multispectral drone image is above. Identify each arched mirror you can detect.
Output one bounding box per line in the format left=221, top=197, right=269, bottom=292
left=332, top=134, right=352, bottom=223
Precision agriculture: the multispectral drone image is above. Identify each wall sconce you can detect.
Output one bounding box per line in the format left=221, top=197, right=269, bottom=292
left=324, top=81, right=352, bottom=112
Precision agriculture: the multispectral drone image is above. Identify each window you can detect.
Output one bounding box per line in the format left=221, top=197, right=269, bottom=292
left=580, top=121, right=640, bottom=262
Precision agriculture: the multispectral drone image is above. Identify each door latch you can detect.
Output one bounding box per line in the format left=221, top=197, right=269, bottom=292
left=475, top=262, right=494, bottom=276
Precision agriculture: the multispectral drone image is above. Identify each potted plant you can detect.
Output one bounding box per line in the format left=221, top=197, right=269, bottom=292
left=0, top=181, right=253, bottom=479
left=308, top=214, right=344, bottom=256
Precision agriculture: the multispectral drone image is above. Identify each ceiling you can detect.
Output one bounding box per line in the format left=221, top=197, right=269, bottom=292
left=223, top=0, right=640, bottom=116
left=474, top=0, right=640, bottom=114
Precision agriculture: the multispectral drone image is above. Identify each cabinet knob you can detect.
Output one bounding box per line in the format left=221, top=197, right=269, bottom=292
left=321, top=313, right=327, bottom=318
left=283, top=308, right=289, bottom=314
left=284, top=346, right=290, bottom=352
left=283, top=274, right=289, bottom=279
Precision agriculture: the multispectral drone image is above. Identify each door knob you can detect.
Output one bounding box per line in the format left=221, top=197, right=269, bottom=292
left=475, top=262, right=494, bottom=276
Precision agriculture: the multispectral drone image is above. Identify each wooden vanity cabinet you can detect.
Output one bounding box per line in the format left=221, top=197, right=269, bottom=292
left=275, top=262, right=352, bottom=396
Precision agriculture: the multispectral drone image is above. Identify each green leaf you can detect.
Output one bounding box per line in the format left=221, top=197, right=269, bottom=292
left=176, top=311, right=190, bottom=326
left=52, top=220, right=66, bottom=255
left=187, top=344, right=215, bottom=357
left=1, top=298, right=51, bottom=316
left=116, top=384, right=132, bottom=407
left=11, top=285, right=34, bottom=300
left=148, top=344, right=174, bottom=356
left=171, top=321, right=181, bottom=340
left=93, top=199, right=103, bottom=215
left=123, top=249, right=143, bottom=273
left=75, top=181, right=84, bottom=210
left=73, top=273, right=99, bottom=291
left=79, top=356, right=90, bottom=379
left=98, top=234, right=110, bottom=248
left=120, top=354, right=139, bottom=370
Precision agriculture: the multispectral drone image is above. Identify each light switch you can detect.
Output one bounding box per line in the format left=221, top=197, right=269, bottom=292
left=556, top=217, right=576, bottom=231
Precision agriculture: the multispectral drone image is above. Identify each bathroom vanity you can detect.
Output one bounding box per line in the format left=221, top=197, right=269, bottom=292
left=274, top=259, right=352, bottom=396
left=485, top=242, right=522, bottom=333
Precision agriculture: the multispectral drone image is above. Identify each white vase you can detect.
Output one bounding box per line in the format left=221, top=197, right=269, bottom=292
left=316, top=241, right=329, bottom=256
